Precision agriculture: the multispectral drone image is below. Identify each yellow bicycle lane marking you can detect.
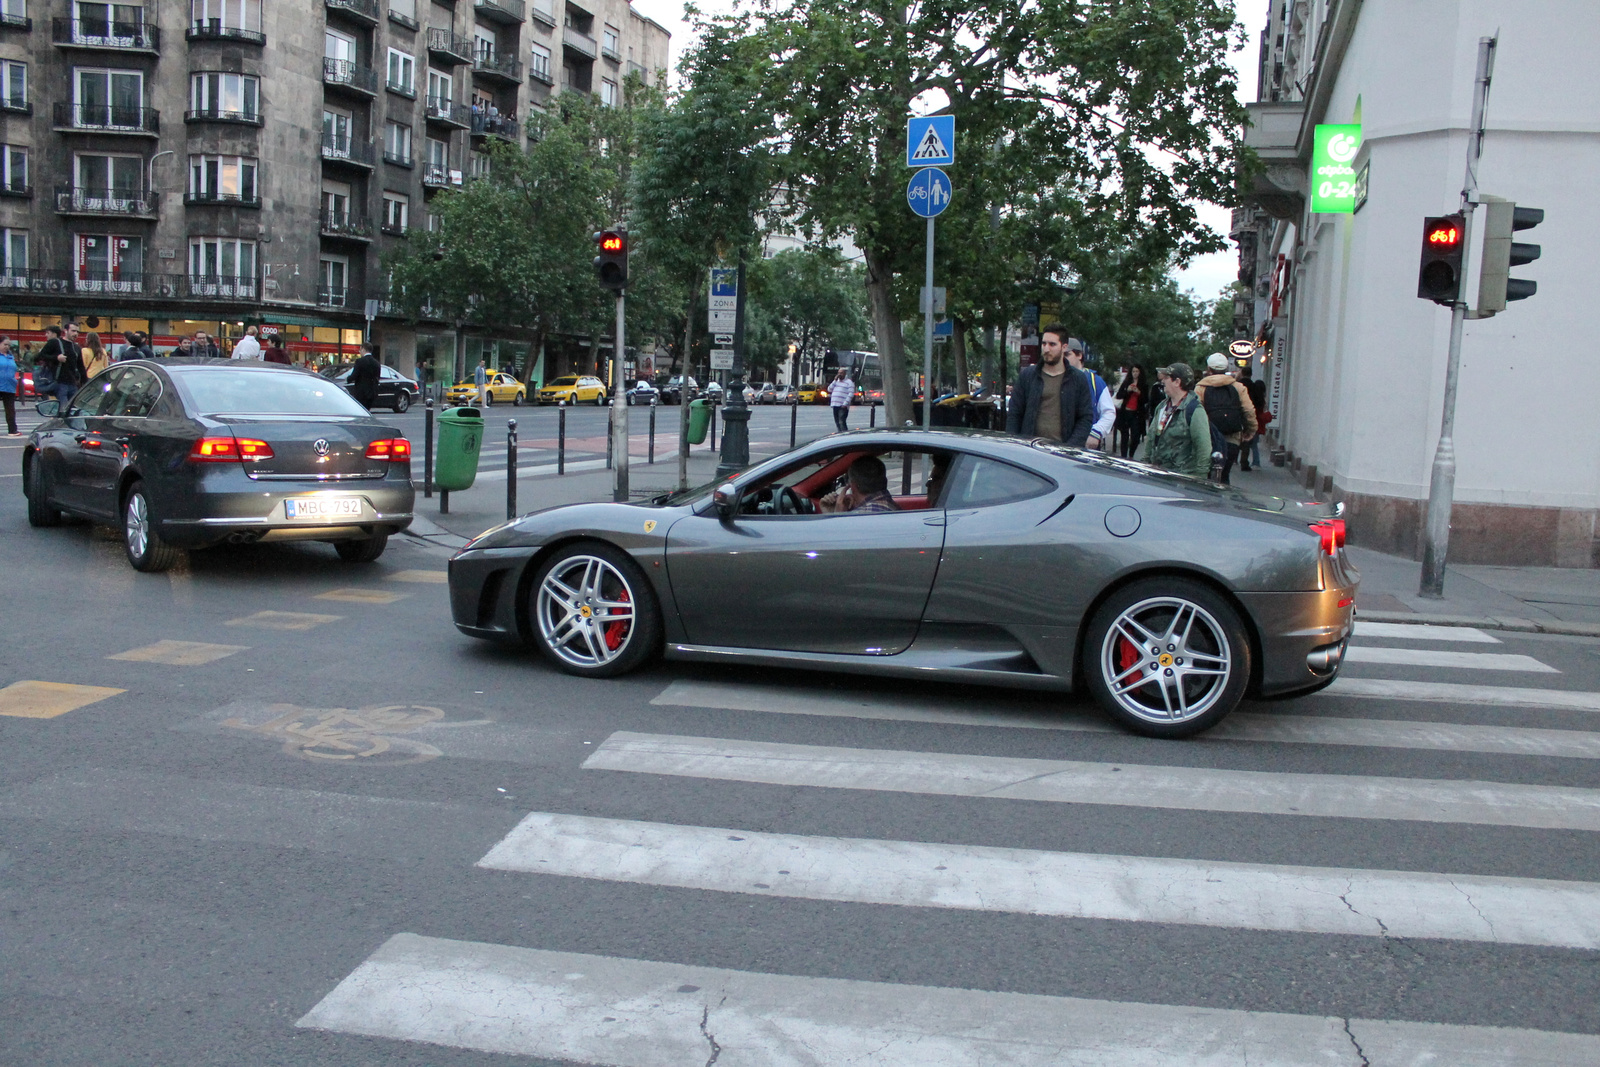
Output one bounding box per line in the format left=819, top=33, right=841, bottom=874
left=219, top=703, right=453, bottom=765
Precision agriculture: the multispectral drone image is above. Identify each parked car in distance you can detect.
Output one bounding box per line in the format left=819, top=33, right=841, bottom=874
left=659, top=375, right=697, bottom=404
left=537, top=375, right=608, bottom=405
left=752, top=382, right=778, bottom=404
left=325, top=364, right=421, bottom=413
left=625, top=380, right=660, bottom=405
left=774, top=384, right=796, bottom=404
left=797, top=382, right=822, bottom=404
left=445, top=370, right=527, bottom=407
left=703, top=381, right=725, bottom=403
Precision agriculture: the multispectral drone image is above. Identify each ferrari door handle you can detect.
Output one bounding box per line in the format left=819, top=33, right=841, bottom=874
left=922, top=515, right=946, bottom=527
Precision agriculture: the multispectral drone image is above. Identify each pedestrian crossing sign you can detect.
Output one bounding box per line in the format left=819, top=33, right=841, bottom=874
left=906, top=115, right=955, bottom=168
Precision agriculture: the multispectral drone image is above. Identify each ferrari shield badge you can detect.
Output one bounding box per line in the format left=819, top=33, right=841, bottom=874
left=643, top=520, right=657, bottom=533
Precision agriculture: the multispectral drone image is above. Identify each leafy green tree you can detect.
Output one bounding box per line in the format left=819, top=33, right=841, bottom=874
left=743, top=248, right=871, bottom=382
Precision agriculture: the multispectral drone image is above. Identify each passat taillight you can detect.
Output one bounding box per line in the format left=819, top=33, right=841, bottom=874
left=365, top=438, right=412, bottom=460
left=190, top=437, right=274, bottom=462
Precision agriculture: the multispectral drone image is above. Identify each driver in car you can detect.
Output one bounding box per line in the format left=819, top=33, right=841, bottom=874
left=819, top=455, right=899, bottom=514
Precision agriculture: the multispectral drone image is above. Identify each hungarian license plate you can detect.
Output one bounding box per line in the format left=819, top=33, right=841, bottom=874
left=284, top=497, right=363, bottom=521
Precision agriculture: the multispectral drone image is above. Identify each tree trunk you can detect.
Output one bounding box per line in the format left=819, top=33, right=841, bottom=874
left=864, top=245, right=912, bottom=427
left=952, top=318, right=969, bottom=396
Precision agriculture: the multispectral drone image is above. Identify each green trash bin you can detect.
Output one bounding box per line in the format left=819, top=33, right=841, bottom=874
left=686, top=398, right=712, bottom=445
left=434, top=406, right=485, bottom=491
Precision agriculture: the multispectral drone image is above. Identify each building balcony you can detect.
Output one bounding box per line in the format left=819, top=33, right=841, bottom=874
left=319, top=285, right=360, bottom=309
left=184, top=106, right=264, bottom=127
left=1242, top=100, right=1308, bottom=221
left=55, top=185, right=158, bottom=218
left=387, top=6, right=418, bottom=30
left=529, top=63, right=554, bottom=86
left=562, top=26, right=597, bottom=59
left=424, top=97, right=469, bottom=128
left=53, top=102, right=160, bottom=135
left=426, top=28, right=473, bottom=65
left=73, top=271, right=148, bottom=295
left=0, top=11, right=30, bottom=30
left=0, top=268, right=72, bottom=295
left=380, top=221, right=405, bottom=237
left=51, top=17, right=160, bottom=52
left=382, top=149, right=413, bottom=168
left=325, top=0, right=380, bottom=25
left=184, top=190, right=262, bottom=209
left=473, top=0, right=525, bottom=24
left=0, top=179, right=30, bottom=198
left=601, top=43, right=620, bottom=63
left=320, top=137, right=375, bottom=169
left=528, top=0, right=555, bottom=26
left=471, top=51, right=523, bottom=84
left=421, top=165, right=459, bottom=190
left=182, top=274, right=259, bottom=301
left=324, top=58, right=379, bottom=97
left=187, top=20, right=265, bottom=44
left=322, top=212, right=374, bottom=241
left=0, top=97, right=27, bottom=116
left=386, top=77, right=417, bottom=99
left=626, top=60, right=645, bottom=79
left=470, top=114, right=519, bottom=142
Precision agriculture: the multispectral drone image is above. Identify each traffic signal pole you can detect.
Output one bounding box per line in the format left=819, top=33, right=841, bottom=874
left=611, top=291, right=628, bottom=502
left=1420, top=34, right=1496, bottom=598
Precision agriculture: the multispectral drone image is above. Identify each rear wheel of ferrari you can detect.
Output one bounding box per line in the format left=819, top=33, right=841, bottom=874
left=1083, top=578, right=1250, bottom=738
left=529, top=542, right=660, bottom=678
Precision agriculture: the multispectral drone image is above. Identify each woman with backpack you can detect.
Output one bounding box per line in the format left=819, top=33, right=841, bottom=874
left=1193, top=353, right=1257, bottom=485
left=1143, top=363, right=1213, bottom=478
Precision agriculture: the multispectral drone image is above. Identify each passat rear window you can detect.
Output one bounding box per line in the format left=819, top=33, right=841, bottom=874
left=175, top=369, right=371, bottom=416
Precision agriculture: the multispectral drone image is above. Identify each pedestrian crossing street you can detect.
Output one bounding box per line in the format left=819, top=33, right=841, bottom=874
left=278, top=618, right=1600, bottom=1064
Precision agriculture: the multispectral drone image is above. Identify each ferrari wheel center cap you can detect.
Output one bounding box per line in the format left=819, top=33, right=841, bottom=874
left=579, top=605, right=593, bottom=618
left=1157, top=653, right=1175, bottom=668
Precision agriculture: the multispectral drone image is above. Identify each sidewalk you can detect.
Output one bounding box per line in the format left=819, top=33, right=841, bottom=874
left=405, top=444, right=1600, bottom=638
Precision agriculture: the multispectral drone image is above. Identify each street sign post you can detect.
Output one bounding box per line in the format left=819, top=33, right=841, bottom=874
left=710, top=349, right=734, bottom=371
left=906, top=115, right=955, bottom=168
left=906, top=163, right=952, bottom=426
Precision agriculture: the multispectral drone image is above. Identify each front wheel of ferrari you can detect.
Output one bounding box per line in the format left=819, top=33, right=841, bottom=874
left=1083, top=578, right=1251, bottom=738
left=528, top=541, right=661, bottom=678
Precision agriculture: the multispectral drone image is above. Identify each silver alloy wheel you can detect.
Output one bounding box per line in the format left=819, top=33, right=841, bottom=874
left=536, top=554, right=636, bottom=669
left=125, top=491, right=150, bottom=560
left=1100, top=595, right=1233, bottom=724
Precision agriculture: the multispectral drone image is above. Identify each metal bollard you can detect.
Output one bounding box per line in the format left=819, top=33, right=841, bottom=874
left=557, top=400, right=566, bottom=475
left=506, top=418, right=518, bottom=520
left=709, top=401, right=717, bottom=450
left=648, top=396, right=657, bottom=464
left=870, top=404, right=876, bottom=428
left=423, top=396, right=434, bottom=498
left=789, top=398, right=798, bottom=449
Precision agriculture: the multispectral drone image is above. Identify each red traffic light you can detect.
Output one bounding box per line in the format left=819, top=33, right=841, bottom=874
left=600, top=234, right=624, bottom=253
left=593, top=228, right=628, bottom=291
left=1426, top=223, right=1461, bottom=248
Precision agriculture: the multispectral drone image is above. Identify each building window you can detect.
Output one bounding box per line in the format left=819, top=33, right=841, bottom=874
left=600, top=78, right=617, bottom=107
left=0, top=0, right=26, bottom=27
left=324, top=26, right=355, bottom=63
left=601, top=24, right=619, bottom=57
left=73, top=67, right=146, bottom=127
left=191, top=0, right=262, bottom=35
left=323, top=106, right=352, bottom=154
left=190, top=71, right=259, bottom=121
left=0, top=61, right=23, bottom=110
left=1, top=228, right=26, bottom=278
left=189, top=236, right=256, bottom=295
left=426, top=68, right=452, bottom=109
left=382, top=193, right=407, bottom=233
left=530, top=42, right=551, bottom=80
left=319, top=256, right=349, bottom=306
left=468, top=151, right=489, bottom=180
left=386, top=48, right=416, bottom=96
left=73, top=0, right=147, bottom=42
left=76, top=233, right=144, bottom=292
left=388, top=0, right=414, bottom=23
left=384, top=121, right=412, bottom=163
left=473, top=27, right=496, bottom=62
left=188, top=154, right=256, bottom=202
left=424, top=136, right=448, bottom=183
left=321, top=179, right=350, bottom=225
left=425, top=211, right=441, bottom=233
left=1, top=145, right=27, bottom=194
left=74, top=153, right=142, bottom=200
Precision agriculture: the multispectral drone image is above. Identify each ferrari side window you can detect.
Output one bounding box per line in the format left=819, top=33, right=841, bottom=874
left=942, top=455, right=1053, bottom=508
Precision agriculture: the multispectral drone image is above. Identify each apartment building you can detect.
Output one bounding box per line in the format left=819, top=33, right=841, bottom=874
left=0, top=0, right=668, bottom=378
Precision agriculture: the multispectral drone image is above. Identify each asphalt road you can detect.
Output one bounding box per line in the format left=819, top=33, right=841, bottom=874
left=3, top=429, right=1600, bottom=1064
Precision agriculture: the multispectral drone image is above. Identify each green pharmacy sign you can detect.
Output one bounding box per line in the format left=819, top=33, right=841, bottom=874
left=1311, top=124, right=1363, bottom=213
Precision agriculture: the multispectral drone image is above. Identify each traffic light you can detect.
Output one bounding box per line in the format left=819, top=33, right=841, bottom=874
left=593, top=229, right=627, bottom=291
left=1476, top=196, right=1543, bottom=314
left=1417, top=214, right=1466, bottom=304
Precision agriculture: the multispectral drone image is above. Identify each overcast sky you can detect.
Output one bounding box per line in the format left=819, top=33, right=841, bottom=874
left=627, top=0, right=1262, bottom=305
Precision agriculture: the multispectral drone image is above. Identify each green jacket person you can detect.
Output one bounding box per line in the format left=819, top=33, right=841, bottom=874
left=1143, top=362, right=1213, bottom=478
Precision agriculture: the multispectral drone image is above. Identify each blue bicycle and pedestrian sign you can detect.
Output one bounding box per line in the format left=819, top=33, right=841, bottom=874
left=906, top=167, right=952, bottom=218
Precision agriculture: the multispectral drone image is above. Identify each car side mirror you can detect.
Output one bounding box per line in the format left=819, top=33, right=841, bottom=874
left=712, top=483, right=738, bottom=521
left=35, top=399, right=59, bottom=417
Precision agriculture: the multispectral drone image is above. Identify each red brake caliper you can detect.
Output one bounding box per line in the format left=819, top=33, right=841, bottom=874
left=1116, top=635, right=1142, bottom=686
left=603, top=587, right=631, bottom=651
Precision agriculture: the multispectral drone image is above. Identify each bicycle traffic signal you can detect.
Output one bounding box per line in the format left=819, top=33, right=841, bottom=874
left=1477, top=197, right=1543, bottom=314
left=593, top=229, right=627, bottom=291
left=1417, top=214, right=1466, bottom=304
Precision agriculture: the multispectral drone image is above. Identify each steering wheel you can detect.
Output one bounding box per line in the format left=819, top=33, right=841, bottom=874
left=777, top=486, right=811, bottom=515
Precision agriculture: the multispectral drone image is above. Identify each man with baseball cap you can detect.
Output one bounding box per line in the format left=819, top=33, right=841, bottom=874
left=1064, top=337, right=1116, bottom=450
left=1144, top=362, right=1214, bottom=478
left=1194, top=352, right=1257, bottom=485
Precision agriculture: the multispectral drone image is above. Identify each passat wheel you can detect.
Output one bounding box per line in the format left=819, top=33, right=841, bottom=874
left=1083, top=578, right=1250, bottom=738
left=123, top=481, right=183, bottom=573
left=394, top=392, right=411, bottom=413
left=529, top=542, right=660, bottom=678
left=335, top=535, right=388, bottom=562
left=25, top=454, right=61, bottom=528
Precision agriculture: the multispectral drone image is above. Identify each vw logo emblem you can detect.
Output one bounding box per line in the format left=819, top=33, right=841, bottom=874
left=313, top=439, right=330, bottom=456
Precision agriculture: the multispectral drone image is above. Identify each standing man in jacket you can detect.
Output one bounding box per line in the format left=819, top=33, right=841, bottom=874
left=1144, top=363, right=1213, bottom=478
left=827, top=365, right=854, bottom=432
left=1065, top=337, right=1116, bottom=450
left=1005, top=326, right=1094, bottom=446
left=349, top=342, right=382, bottom=409
left=1194, top=353, right=1257, bottom=485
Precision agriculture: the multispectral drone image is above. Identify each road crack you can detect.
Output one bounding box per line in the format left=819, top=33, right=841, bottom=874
left=700, top=1001, right=724, bottom=1067
left=1341, top=1017, right=1371, bottom=1067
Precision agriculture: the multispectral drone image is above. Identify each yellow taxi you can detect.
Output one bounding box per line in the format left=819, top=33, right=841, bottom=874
left=537, top=375, right=609, bottom=406
left=797, top=382, right=823, bottom=404
left=445, top=371, right=527, bottom=406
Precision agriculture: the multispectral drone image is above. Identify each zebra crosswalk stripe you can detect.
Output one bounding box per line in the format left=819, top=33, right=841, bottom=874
left=474, top=812, right=1600, bottom=948
left=1343, top=646, right=1558, bottom=672
left=1353, top=621, right=1502, bottom=642
left=582, top=731, right=1600, bottom=830
left=1328, top=678, right=1600, bottom=711
left=297, top=933, right=1600, bottom=1066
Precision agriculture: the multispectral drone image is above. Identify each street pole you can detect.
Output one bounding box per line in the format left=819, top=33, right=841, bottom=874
left=716, top=258, right=750, bottom=479
left=1420, top=35, right=1496, bottom=598
left=923, top=215, right=934, bottom=427
left=611, top=291, right=629, bottom=502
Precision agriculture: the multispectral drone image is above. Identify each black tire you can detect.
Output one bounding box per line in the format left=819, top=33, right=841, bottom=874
left=512, top=392, right=523, bottom=406
left=122, top=480, right=183, bottom=573
left=527, top=540, right=661, bottom=678
left=594, top=392, right=605, bottom=406
left=1082, top=577, right=1251, bottom=738
left=394, top=392, right=411, bottom=413
left=482, top=391, right=493, bottom=407
left=25, top=454, right=61, bottom=528
left=335, top=534, right=388, bottom=562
